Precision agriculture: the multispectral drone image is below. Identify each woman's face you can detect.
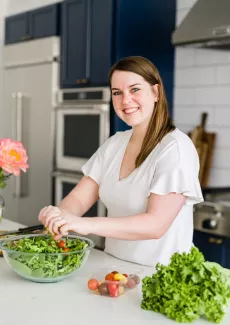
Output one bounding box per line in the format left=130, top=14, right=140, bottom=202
left=111, top=70, right=158, bottom=128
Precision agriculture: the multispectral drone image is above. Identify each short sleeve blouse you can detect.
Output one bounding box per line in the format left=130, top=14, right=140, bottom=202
left=82, top=128, right=203, bottom=267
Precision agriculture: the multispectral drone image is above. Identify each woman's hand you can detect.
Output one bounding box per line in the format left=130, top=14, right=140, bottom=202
left=38, top=205, right=92, bottom=240
left=38, top=205, right=63, bottom=226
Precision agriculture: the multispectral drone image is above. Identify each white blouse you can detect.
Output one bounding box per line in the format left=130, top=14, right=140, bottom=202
left=82, top=128, right=203, bottom=268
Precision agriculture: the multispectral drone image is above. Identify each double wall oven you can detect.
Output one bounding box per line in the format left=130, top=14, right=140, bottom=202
left=53, top=87, right=111, bottom=249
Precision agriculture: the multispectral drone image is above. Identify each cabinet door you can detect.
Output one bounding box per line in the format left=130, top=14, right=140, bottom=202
left=90, top=0, right=113, bottom=86
left=5, top=13, right=30, bottom=44
left=193, top=230, right=226, bottom=267
left=29, top=4, right=60, bottom=40
left=61, top=0, right=90, bottom=88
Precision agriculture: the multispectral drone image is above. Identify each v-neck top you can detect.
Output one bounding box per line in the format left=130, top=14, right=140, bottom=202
left=81, top=128, right=203, bottom=268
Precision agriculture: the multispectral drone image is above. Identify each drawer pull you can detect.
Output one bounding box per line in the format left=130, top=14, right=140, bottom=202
left=208, top=237, right=223, bottom=244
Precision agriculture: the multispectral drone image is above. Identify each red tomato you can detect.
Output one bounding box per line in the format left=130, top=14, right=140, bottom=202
left=107, top=283, right=119, bottom=297
left=88, top=278, right=99, bottom=291
left=57, top=240, right=65, bottom=248
left=63, top=247, right=70, bottom=252
left=105, top=273, right=115, bottom=281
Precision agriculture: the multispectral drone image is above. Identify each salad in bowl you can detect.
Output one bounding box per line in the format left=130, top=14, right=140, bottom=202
left=0, top=233, right=94, bottom=283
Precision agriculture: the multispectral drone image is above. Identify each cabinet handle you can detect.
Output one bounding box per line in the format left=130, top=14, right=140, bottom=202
left=20, top=35, right=32, bottom=41
left=209, top=237, right=223, bottom=244
left=76, top=79, right=88, bottom=85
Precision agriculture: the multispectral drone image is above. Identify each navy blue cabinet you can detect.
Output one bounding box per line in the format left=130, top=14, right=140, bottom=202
left=61, top=0, right=176, bottom=133
left=29, top=4, right=60, bottom=40
left=61, top=0, right=114, bottom=88
left=61, top=0, right=89, bottom=88
left=5, top=3, right=60, bottom=45
left=5, top=12, right=30, bottom=44
left=193, top=230, right=229, bottom=268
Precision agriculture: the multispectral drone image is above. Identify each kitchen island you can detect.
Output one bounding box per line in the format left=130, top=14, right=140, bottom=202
left=0, top=218, right=230, bottom=325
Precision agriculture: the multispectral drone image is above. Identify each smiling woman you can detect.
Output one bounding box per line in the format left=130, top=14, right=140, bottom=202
left=38, top=56, right=204, bottom=268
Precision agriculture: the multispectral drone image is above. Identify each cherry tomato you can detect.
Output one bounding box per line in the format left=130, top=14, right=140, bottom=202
left=57, top=240, right=65, bottom=248
left=107, top=283, right=119, bottom=297
left=88, top=278, right=99, bottom=291
left=122, top=273, right=128, bottom=278
left=111, top=271, right=118, bottom=275
left=105, top=273, right=115, bottom=281
left=63, top=247, right=70, bottom=252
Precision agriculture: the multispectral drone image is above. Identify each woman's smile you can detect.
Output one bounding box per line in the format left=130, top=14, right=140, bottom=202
left=123, top=107, right=139, bottom=115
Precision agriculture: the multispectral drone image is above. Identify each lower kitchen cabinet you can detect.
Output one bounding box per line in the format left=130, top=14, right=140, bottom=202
left=193, top=230, right=229, bottom=268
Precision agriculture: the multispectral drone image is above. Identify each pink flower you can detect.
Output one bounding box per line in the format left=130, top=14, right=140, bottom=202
left=0, top=138, right=29, bottom=176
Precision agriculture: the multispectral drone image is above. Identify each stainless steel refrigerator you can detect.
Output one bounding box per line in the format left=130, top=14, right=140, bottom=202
left=1, top=36, right=60, bottom=226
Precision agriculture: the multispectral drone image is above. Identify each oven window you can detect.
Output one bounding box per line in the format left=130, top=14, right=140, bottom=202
left=64, top=115, right=100, bottom=158
left=62, top=181, right=98, bottom=217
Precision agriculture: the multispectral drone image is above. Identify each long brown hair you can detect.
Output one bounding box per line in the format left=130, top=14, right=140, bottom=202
left=109, top=56, right=175, bottom=168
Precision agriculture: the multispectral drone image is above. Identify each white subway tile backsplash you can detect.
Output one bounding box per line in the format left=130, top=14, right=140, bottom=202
left=175, top=48, right=196, bottom=68
left=206, top=126, right=230, bottom=149
left=174, top=123, right=196, bottom=134
left=195, top=48, right=230, bottom=66
left=175, top=2, right=230, bottom=185
left=196, top=86, right=230, bottom=106
left=209, top=168, right=230, bottom=186
left=175, top=66, right=215, bottom=87
left=212, top=149, right=230, bottom=169
left=216, top=65, right=230, bottom=84
left=175, top=68, right=196, bottom=87
left=195, top=87, right=217, bottom=106
left=174, top=88, right=196, bottom=106
left=215, top=108, right=230, bottom=126
left=174, top=107, right=216, bottom=126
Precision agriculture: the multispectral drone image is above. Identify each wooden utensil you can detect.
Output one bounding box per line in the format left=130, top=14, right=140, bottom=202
left=188, top=113, right=216, bottom=187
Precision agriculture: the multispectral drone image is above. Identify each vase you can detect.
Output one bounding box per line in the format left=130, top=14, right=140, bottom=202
left=0, top=195, right=5, bottom=223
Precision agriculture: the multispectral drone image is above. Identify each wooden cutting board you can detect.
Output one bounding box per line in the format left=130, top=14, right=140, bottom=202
left=188, top=113, right=216, bottom=187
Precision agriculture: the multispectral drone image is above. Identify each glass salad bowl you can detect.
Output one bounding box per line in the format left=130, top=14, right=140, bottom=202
left=0, top=233, right=94, bottom=283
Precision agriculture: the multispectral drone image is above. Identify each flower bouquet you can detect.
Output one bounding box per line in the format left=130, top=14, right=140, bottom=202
left=0, top=138, right=29, bottom=221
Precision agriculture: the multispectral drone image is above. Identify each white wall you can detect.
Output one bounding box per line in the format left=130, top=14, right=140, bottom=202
left=6, top=0, right=62, bottom=15
left=175, top=0, right=230, bottom=186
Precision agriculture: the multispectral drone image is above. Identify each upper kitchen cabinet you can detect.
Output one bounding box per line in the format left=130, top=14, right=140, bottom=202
left=61, top=0, right=113, bottom=88
left=61, top=0, right=176, bottom=94
left=61, top=0, right=175, bottom=132
left=5, top=12, right=29, bottom=44
left=5, top=3, right=61, bottom=45
left=61, top=0, right=90, bottom=87
left=29, top=4, right=60, bottom=40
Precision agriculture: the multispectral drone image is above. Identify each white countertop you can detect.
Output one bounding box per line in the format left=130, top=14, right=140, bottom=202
left=1, top=218, right=230, bottom=325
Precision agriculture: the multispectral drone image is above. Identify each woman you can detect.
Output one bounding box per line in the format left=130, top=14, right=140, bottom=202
left=38, top=56, right=203, bottom=267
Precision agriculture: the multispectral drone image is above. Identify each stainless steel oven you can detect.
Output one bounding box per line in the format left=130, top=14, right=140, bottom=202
left=56, top=87, right=110, bottom=173
left=54, top=171, right=106, bottom=250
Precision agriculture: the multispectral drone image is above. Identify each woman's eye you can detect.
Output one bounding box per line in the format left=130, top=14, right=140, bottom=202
left=112, top=91, right=121, bottom=96
left=131, top=88, right=140, bottom=93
